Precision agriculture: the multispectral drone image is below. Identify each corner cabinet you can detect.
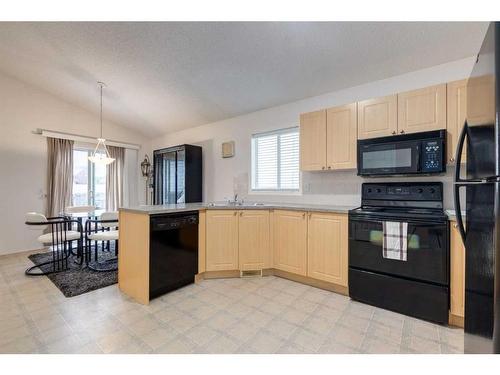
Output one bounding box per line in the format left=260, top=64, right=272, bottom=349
left=450, top=220, right=465, bottom=326
left=357, top=95, right=398, bottom=139
left=397, top=84, right=447, bottom=135
left=206, top=210, right=239, bottom=271
left=238, top=210, right=271, bottom=271
left=273, top=210, right=308, bottom=276
left=326, top=103, right=357, bottom=170
left=307, top=212, right=348, bottom=286
left=300, top=110, right=327, bottom=171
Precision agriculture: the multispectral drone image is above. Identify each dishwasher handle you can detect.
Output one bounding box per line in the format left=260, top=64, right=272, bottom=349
left=151, top=213, right=199, bottom=231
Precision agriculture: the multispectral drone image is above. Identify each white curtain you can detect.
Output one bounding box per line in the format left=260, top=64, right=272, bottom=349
left=47, top=137, right=74, bottom=217
left=106, top=146, right=125, bottom=211
left=123, top=149, right=139, bottom=207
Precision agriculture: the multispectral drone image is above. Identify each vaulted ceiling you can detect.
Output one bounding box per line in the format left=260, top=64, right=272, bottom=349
left=0, top=22, right=488, bottom=136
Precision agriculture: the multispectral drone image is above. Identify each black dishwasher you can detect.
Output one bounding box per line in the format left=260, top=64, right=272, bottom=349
left=149, top=211, right=199, bottom=299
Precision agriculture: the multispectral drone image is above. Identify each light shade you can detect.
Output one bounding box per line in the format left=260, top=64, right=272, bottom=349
left=88, top=138, right=115, bottom=165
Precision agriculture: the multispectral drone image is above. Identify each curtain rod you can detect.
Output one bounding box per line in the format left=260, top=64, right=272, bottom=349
left=32, top=128, right=141, bottom=150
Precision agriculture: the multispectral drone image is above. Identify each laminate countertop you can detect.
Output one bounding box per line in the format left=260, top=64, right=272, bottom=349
left=119, top=202, right=356, bottom=215
left=120, top=202, right=462, bottom=221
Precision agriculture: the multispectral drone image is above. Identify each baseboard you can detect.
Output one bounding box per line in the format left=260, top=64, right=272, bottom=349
left=272, top=269, right=349, bottom=296
left=448, top=312, right=465, bottom=328
left=196, top=268, right=348, bottom=296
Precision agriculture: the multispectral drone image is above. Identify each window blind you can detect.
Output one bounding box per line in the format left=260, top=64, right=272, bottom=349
left=251, top=127, right=300, bottom=191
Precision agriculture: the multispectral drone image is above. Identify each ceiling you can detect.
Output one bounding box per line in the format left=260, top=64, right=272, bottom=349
left=0, top=22, right=488, bottom=137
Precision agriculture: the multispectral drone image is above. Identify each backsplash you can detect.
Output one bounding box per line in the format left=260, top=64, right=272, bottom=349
left=243, top=166, right=460, bottom=210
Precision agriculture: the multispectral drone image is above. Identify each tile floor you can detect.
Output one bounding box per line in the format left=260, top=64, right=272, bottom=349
left=0, top=250, right=464, bottom=354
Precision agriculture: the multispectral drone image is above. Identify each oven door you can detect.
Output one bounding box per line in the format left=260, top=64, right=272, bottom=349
left=348, top=215, right=449, bottom=285
left=358, top=140, right=420, bottom=176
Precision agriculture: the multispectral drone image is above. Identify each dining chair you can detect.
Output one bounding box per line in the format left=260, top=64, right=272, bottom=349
left=25, top=212, right=83, bottom=275
left=85, top=211, right=119, bottom=271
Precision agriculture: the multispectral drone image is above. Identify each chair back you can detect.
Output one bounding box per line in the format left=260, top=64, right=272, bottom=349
left=25, top=212, right=48, bottom=231
left=100, top=211, right=119, bottom=228
left=65, top=205, right=97, bottom=214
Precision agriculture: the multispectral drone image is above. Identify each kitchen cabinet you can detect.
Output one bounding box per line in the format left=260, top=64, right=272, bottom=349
left=300, top=110, right=327, bottom=171
left=238, top=210, right=271, bottom=271
left=447, top=80, right=467, bottom=164
left=273, top=210, right=308, bottom=276
left=357, top=95, right=398, bottom=139
left=326, top=103, right=357, bottom=170
left=206, top=210, right=239, bottom=271
left=450, top=220, right=465, bottom=325
left=467, top=74, right=496, bottom=127
left=307, top=212, right=348, bottom=286
left=397, top=84, right=446, bottom=135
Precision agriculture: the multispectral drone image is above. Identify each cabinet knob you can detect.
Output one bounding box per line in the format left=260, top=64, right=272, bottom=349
left=453, top=223, right=458, bottom=228
left=450, top=157, right=455, bottom=162
left=400, top=130, right=405, bottom=134
left=327, top=166, right=331, bottom=169
left=233, top=212, right=237, bottom=216
left=239, top=212, right=243, bottom=216
left=302, top=213, right=306, bottom=218
left=392, top=131, right=396, bottom=135
left=322, top=166, right=325, bottom=170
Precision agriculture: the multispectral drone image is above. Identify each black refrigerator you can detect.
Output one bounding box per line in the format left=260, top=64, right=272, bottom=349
left=453, top=22, right=499, bottom=354
left=153, top=144, right=202, bottom=205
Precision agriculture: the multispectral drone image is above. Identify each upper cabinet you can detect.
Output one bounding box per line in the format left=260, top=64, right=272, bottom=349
left=300, top=104, right=357, bottom=171
left=447, top=79, right=467, bottom=164
left=397, top=84, right=446, bottom=135
left=326, top=103, right=357, bottom=170
left=357, top=95, right=398, bottom=139
left=300, top=110, right=327, bottom=171
left=467, top=75, right=496, bottom=127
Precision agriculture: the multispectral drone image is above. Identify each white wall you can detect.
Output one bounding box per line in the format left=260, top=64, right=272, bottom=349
left=151, top=57, right=476, bottom=210
left=0, top=71, right=150, bottom=255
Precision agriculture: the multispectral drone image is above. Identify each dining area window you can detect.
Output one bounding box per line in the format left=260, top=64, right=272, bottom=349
left=72, top=148, right=107, bottom=209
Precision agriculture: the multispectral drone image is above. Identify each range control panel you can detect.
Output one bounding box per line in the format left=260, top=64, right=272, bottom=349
left=362, top=182, right=443, bottom=202
left=421, top=139, right=444, bottom=173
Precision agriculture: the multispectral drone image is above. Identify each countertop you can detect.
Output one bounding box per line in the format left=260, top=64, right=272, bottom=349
left=120, top=202, right=462, bottom=221
left=119, top=202, right=355, bottom=215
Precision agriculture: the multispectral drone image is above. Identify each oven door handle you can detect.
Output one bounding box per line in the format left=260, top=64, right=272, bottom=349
left=348, top=216, right=448, bottom=226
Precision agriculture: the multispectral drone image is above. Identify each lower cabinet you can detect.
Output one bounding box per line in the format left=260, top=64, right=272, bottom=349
left=206, top=210, right=239, bottom=271
left=307, top=212, right=348, bottom=286
left=238, top=210, right=271, bottom=271
left=450, top=220, right=465, bottom=322
left=273, top=210, right=308, bottom=276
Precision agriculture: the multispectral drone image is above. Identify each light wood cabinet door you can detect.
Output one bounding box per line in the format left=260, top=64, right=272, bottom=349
left=273, top=210, right=307, bottom=276
left=238, top=210, right=270, bottom=271
left=397, top=84, right=446, bottom=134
left=206, top=210, right=238, bottom=271
left=300, top=110, right=327, bottom=171
left=307, top=212, right=348, bottom=286
left=447, top=80, right=467, bottom=165
left=326, top=103, right=357, bottom=170
left=450, top=221, right=465, bottom=319
left=357, top=95, right=397, bottom=139
left=467, top=75, right=496, bottom=127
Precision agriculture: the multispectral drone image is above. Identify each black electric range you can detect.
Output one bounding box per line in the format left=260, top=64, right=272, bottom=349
left=348, top=182, right=450, bottom=324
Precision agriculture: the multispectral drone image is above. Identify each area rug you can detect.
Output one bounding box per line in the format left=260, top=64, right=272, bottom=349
left=27, top=246, right=117, bottom=297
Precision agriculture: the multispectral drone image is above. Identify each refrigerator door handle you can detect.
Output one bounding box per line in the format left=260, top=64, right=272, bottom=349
left=454, top=121, right=468, bottom=183
left=453, top=184, right=467, bottom=244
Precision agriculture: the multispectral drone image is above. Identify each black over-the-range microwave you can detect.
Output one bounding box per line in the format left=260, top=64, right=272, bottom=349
left=357, top=129, right=446, bottom=177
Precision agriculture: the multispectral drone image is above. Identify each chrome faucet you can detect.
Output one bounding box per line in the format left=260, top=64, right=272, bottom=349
left=227, top=194, right=243, bottom=205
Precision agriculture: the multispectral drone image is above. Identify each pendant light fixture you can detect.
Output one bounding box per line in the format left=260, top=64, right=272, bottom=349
left=88, top=81, right=115, bottom=165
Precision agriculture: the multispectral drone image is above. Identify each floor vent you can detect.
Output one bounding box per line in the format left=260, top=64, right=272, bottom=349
left=240, top=270, right=263, bottom=278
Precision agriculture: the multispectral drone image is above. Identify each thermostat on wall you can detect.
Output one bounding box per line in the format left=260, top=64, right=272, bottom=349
left=222, top=141, right=235, bottom=158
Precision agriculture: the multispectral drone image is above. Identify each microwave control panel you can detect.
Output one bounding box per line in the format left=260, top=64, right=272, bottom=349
left=421, top=140, right=444, bottom=173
